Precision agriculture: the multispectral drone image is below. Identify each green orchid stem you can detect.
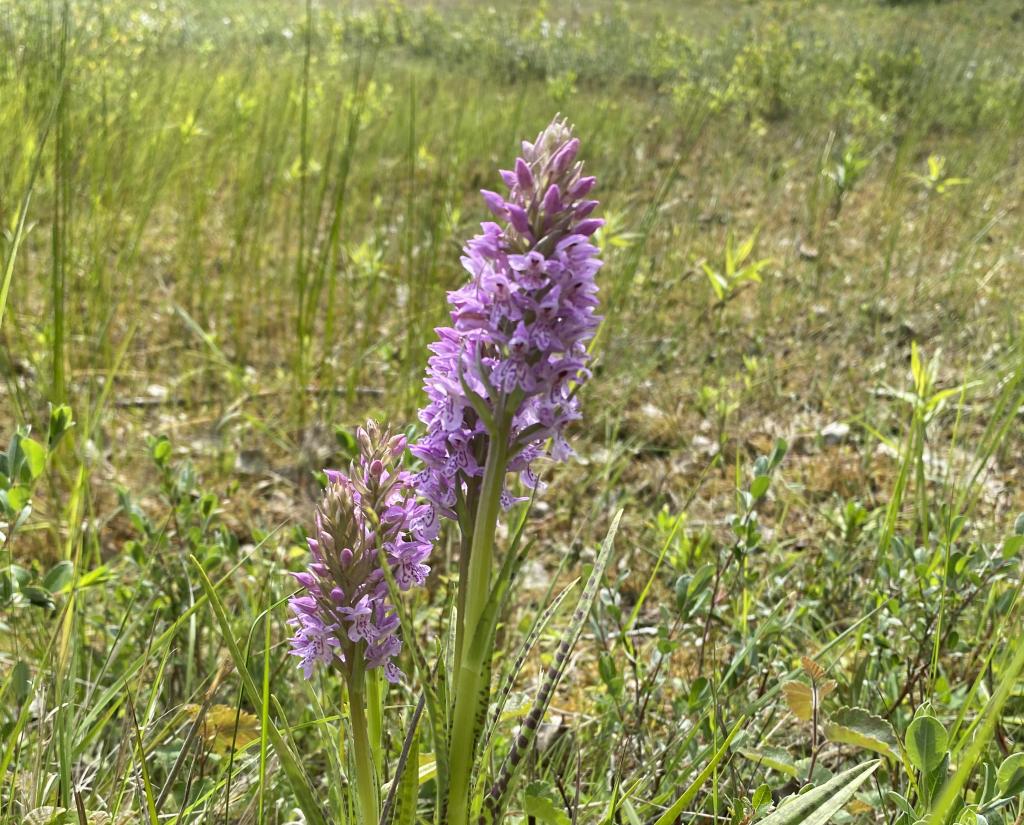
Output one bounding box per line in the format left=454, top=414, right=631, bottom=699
left=367, top=667, right=383, bottom=777
left=447, top=424, right=509, bottom=825
left=347, top=666, right=379, bottom=824
left=452, top=484, right=479, bottom=677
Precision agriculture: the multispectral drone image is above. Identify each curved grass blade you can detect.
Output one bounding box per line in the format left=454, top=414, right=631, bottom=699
left=190, top=556, right=328, bottom=825
left=924, top=605, right=1024, bottom=825
left=651, top=717, right=745, bottom=825
left=380, top=691, right=425, bottom=825
left=479, top=509, right=622, bottom=825
left=478, top=577, right=577, bottom=761
left=395, top=705, right=421, bottom=825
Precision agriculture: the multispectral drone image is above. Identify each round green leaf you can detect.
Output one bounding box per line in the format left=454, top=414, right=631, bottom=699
left=523, top=793, right=570, bottom=825
left=19, top=437, right=46, bottom=481
left=825, top=706, right=899, bottom=759
left=997, top=753, right=1024, bottom=797
left=42, top=560, right=74, bottom=593
left=906, top=716, right=948, bottom=774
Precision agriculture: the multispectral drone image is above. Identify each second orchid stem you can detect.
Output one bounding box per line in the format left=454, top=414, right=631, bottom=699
left=347, top=666, right=379, bottom=824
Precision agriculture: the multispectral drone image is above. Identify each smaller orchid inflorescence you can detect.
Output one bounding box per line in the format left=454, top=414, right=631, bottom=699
left=287, top=421, right=437, bottom=683
left=412, top=117, right=603, bottom=520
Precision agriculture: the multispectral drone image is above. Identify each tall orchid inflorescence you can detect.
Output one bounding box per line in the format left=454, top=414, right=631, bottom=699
left=288, top=421, right=436, bottom=684
left=412, top=117, right=603, bottom=825
left=411, top=117, right=603, bottom=520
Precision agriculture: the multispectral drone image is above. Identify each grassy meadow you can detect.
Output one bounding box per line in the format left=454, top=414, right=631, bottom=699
left=2, top=0, right=1024, bottom=822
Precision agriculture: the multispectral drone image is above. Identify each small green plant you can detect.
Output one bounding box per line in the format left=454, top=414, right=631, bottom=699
left=701, top=229, right=771, bottom=304
left=824, top=141, right=870, bottom=216
left=910, top=154, right=969, bottom=196
left=0, top=405, right=73, bottom=612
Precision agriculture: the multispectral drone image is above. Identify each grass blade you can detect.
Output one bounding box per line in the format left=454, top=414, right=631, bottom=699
left=651, top=717, right=745, bottom=825
left=480, top=509, right=622, bottom=824
left=190, top=556, right=328, bottom=825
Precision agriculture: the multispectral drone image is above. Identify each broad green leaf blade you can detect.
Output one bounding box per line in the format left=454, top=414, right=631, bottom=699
left=20, top=437, right=46, bottom=480
left=43, top=560, right=75, bottom=594
left=757, top=761, right=880, bottom=825
left=825, top=706, right=899, bottom=759
left=997, top=753, right=1024, bottom=797
left=738, top=747, right=800, bottom=779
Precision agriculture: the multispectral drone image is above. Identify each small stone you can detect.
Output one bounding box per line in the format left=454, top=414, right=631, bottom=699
left=820, top=421, right=850, bottom=445
left=798, top=240, right=819, bottom=260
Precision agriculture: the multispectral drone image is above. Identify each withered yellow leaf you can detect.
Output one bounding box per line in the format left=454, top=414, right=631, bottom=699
left=782, top=680, right=814, bottom=720
left=184, top=703, right=261, bottom=754
left=801, top=656, right=827, bottom=683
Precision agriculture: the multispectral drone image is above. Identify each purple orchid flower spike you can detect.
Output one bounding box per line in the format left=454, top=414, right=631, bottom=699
left=411, top=116, right=603, bottom=520
left=287, top=421, right=435, bottom=684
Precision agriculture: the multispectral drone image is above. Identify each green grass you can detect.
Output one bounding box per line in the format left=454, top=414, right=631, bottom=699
left=1, top=0, right=1024, bottom=822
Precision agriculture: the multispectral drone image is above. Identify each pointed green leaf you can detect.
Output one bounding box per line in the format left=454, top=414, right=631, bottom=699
left=47, top=404, right=74, bottom=449
left=20, top=437, right=46, bottom=480
left=750, top=475, right=771, bottom=499
left=825, top=706, right=899, bottom=759
left=739, top=747, right=800, bottom=778
left=42, top=560, right=74, bottom=594
left=757, top=761, right=879, bottom=825
left=736, top=230, right=757, bottom=266
left=997, top=753, right=1024, bottom=797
